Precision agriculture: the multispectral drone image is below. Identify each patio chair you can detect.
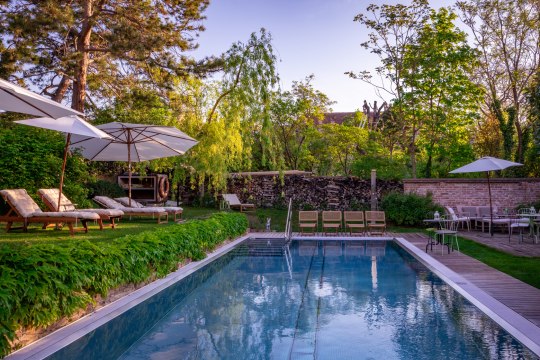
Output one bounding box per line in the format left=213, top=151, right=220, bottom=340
left=434, top=216, right=459, bottom=254
left=298, top=210, right=318, bottom=234
left=322, top=210, right=342, bottom=235
left=458, top=206, right=480, bottom=229
left=221, top=194, right=255, bottom=212
left=344, top=211, right=365, bottom=235
left=93, top=196, right=168, bottom=224
left=444, top=206, right=470, bottom=231
left=0, top=189, right=100, bottom=235
left=38, top=189, right=123, bottom=230
left=115, top=197, right=183, bottom=222
left=365, top=211, right=386, bottom=235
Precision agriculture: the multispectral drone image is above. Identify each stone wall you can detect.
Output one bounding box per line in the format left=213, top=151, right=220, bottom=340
left=179, top=174, right=402, bottom=210
left=230, top=175, right=402, bottom=209
left=403, top=178, right=540, bottom=210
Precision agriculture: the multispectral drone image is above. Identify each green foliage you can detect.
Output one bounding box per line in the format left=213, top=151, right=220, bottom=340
left=381, top=192, right=442, bottom=226
left=0, top=125, right=92, bottom=204
left=0, top=0, right=211, bottom=111
left=87, top=180, right=125, bottom=199
left=351, top=156, right=409, bottom=180
left=0, top=213, right=248, bottom=357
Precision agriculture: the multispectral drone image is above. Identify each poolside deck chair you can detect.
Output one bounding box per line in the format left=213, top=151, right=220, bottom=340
left=322, top=211, right=342, bottom=235
left=221, top=194, right=255, bottom=212
left=38, top=189, right=123, bottom=230
left=115, top=197, right=183, bottom=222
left=344, top=211, right=365, bottom=235
left=0, top=189, right=100, bottom=235
left=298, top=211, right=318, bottom=234
left=93, top=196, right=168, bottom=224
left=365, top=211, right=386, bottom=235
left=444, top=206, right=470, bottom=231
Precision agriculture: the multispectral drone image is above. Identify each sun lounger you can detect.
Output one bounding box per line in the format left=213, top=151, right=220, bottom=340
left=93, top=196, right=168, bottom=224
left=344, top=211, right=365, bottom=235
left=0, top=189, right=100, bottom=235
left=322, top=211, right=342, bottom=235
left=221, top=194, right=255, bottom=212
left=298, top=211, right=318, bottom=234
left=365, top=211, right=386, bottom=235
left=115, top=197, right=183, bottom=222
left=37, top=189, right=123, bottom=230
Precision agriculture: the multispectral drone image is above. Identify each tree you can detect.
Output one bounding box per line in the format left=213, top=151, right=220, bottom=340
left=350, top=0, right=431, bottom=177
left=457, top=0, right=540, bottom=163
left=0, top=0, right=210, bottom=112
left=270, top=75, right=334, bottom=170
left=319, top=124, right=368, bottom=176
left=403, top=8, right=482, bottom=177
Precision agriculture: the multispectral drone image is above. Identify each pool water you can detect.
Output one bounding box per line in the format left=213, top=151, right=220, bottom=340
left=49, top=239, right=536, bottom=359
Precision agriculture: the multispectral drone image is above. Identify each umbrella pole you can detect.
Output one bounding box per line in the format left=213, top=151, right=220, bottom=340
left=487, top=171, right=493, bottom=237
left=128, top=129, right=132, bottom=207
left=57, top=133, right=71, bottom=211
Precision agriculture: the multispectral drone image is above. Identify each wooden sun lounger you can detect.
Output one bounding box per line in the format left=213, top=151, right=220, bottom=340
left=38, top=189, right=123, bottom=230
left=93, top=196, right=168, bottom=224
left=0, top=189, right=100, bottom=235
left=114, top=197, right=183, bottom=222
left=221, top=194, right=255, bottom=212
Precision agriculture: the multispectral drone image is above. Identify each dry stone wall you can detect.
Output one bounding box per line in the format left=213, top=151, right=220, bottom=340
left=179, top=174, right=402, bottom=210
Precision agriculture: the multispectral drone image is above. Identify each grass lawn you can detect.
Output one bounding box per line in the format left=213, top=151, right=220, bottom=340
left=1, top=207, right=539, bottom=289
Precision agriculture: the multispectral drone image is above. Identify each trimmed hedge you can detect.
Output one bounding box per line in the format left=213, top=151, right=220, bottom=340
left=381, top=192, right=443, bottom=226
left=0, top=212, right=248, bottom=357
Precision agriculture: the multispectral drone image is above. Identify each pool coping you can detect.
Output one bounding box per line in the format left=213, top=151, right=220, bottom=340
left=395, top=237, right=540, bottom=357
left=6, top=233, right=252, bottom=360
left=7, top=234, right=540, bottom=358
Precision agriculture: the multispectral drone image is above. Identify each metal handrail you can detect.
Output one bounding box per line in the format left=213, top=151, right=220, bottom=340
left=284, top=198, right=293, bottom=242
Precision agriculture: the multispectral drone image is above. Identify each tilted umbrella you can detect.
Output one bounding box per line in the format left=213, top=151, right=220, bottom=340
left=14, top=116, right=112, bottom=211
left=449, top=156, right=523, bottom=236
left=0, top=78, right=83, bottom=118
left=70, top=122, right=198, bottom=206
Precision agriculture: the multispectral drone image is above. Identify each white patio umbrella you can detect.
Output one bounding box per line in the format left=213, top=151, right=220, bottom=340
left=70, top=122, right=198, bottom=206
left=14, top=116, right=112, bottom=211
left=0, top=78, right=83, bottom=118
left=449, top=156, right=523, bottom=236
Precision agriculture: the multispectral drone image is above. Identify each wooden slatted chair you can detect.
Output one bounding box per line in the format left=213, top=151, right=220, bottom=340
left=344, top=211, right=365, bottom=235
left=298, top=211, right=318, bottom=234
left=322, top=210, right=342, bottom=235
left=221, top=194, right=256, bottom=212
left=365, top=210, right=386, bottom=235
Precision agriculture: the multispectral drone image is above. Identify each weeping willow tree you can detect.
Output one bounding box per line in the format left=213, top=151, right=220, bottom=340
left=174, top=29, right=280, bottom=197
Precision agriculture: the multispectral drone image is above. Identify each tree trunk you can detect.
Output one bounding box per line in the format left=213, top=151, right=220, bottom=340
left=71, top=0, right=94, bottom=112
left=52, top=76, right=71, bottom=103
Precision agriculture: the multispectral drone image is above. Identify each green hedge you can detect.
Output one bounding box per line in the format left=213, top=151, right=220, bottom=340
left=0, top=212, right=248, bottom=357
left=381, top=192, right=443, bottom=226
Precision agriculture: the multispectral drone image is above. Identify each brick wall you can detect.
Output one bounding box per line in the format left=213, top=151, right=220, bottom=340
left=403, top=178, right=540, bottom=210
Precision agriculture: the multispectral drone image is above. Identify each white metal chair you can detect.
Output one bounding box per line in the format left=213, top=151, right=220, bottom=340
left=435, top=216, right=459, bottom=254
left=445, top=206, right=470, bottom=231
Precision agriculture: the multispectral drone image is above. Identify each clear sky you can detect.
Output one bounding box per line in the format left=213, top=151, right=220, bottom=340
left=192, top=0, right=455, bottom=112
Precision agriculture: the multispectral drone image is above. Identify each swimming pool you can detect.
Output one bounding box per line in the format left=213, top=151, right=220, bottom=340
left=40, top=238, right=535, bottom=360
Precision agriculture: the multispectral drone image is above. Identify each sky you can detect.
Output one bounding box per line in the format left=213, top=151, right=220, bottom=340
left=192, top=0, right=455, bottom=112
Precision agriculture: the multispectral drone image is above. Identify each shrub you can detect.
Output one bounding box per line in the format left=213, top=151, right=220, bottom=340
left=87, top=179, right=125, bottom=198
left=0, top=212, right=248, bottom=357
left=381, top=192, right=443, bottom=226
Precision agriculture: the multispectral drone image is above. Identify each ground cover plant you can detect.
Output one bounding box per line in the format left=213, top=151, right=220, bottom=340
left=0, top=212, right=248, bottom=357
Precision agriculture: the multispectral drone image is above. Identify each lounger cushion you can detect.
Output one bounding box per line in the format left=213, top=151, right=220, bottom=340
left=115, top=197, right=183, bottom=212
left=115, top=197, right=145, bottom=208
left=94, top=196, right=166, bottom=214
left=38, top=189, right=124, bottom=218
left=0, top=189, right=42, bottom=217
left=77, top=209, right=124, bottom=217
